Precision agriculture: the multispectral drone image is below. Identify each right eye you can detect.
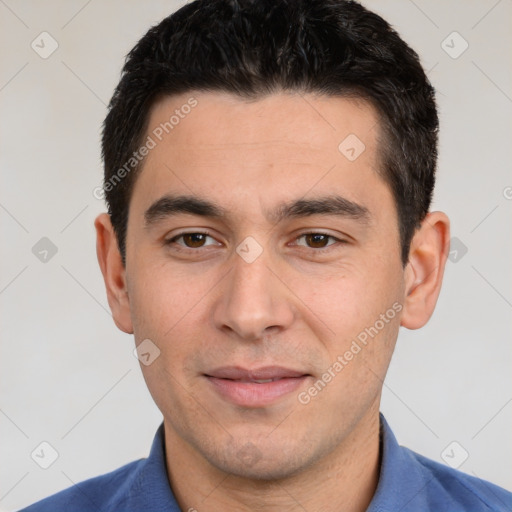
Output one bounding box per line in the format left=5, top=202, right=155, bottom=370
left=164, top=231, right=222, bottom=250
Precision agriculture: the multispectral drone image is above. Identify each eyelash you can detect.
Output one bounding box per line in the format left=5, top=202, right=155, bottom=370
left=164, top=231, right=346, bottom=253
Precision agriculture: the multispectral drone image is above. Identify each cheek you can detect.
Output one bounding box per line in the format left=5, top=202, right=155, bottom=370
left=302, top=259, right=401, bottom=327
left=127, top=256, right=210, bottom=339
left=303, top=257, right=404, bottom=380
left=128, top=265, right=210, bottom=416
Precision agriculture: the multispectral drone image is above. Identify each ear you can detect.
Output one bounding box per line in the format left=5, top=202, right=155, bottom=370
left=401, top=211, right=450, bottom=330
left=94, top=213, right=133, bottom=334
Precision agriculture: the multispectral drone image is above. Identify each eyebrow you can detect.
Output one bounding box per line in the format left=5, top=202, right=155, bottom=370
left=143, top=194, right=371, bottom=229
left=270, top=196, right=370, bottom=224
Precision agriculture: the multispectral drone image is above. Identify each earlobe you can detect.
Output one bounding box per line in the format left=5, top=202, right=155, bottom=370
left=94, top=213, right=134, bottom=334
left=400, top=211, right=450, bottom=330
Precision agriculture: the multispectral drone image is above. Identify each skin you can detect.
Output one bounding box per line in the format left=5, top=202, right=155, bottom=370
left=95, top=91, right=450, bottom=512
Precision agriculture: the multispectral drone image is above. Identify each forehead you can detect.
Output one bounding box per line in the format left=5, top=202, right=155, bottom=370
left=130, top=91, right=392, bottom=223
left=146, top=91, right=380, bottom=158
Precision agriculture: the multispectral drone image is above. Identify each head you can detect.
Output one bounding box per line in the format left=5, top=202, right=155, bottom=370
left=96, top=0, right=449, bottom=481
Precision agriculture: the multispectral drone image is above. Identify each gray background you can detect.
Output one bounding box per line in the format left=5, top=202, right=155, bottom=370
left=1, top=1, right=511, bottom=510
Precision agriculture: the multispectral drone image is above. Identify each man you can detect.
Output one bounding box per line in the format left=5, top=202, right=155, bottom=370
left=21, top=0, right=512, bottom=510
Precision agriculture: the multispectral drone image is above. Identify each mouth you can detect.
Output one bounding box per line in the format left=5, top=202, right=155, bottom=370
left=204, top=366, right=311, bottom=407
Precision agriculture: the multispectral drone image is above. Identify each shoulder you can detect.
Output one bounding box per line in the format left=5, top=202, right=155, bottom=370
left=18, top=458, right=145, bottom=512
left=372, top=415, right=512, bottom=512
left=405, top=447, right=512, bottom=511
left=19, top=424, right=179, bottom=512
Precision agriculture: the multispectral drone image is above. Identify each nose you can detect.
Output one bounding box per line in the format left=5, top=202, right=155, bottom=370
left=213, top=249, right=295, bottom=342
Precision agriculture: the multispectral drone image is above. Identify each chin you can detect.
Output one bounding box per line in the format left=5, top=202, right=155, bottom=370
left=215, top=456, right=304, bottom=481
left=205, top=437, right=321, bottom=482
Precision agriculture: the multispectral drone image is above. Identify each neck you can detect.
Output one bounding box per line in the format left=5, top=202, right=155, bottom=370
left=164, top=407, right=381, bottom=512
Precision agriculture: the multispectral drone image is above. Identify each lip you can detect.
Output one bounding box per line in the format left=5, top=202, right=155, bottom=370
left=205, top=366, right=310, bottom=407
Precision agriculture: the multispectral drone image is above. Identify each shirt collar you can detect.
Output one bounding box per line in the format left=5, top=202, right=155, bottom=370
left=125, top=423, right=181, bottom=511
left=367, top=413, right=431, bottom=511
left=127, top=414, right=428, bottom=511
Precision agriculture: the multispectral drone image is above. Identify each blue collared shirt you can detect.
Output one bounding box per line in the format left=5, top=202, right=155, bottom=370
left=20, top=414, right=512, bottom=511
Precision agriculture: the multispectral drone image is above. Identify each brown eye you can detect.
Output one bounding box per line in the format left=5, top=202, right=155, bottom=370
left=166, top=232, right=220, bottom=249
left=304, top=233, right=330, bottom=248
left=182, top=233, right=208, bottom=248
left=293, top=233, right=344, bottom=251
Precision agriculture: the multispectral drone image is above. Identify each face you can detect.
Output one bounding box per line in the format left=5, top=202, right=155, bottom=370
left=115, top=91, right=409, bottom=479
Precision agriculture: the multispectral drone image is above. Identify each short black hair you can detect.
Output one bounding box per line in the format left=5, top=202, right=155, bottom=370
left=102, top=0, right=438, bottom=266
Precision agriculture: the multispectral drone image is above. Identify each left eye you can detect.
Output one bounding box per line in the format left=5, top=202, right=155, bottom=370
left=167, top=232, right=219, bottom=248
left=295, top=233, right=339, bottom=249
